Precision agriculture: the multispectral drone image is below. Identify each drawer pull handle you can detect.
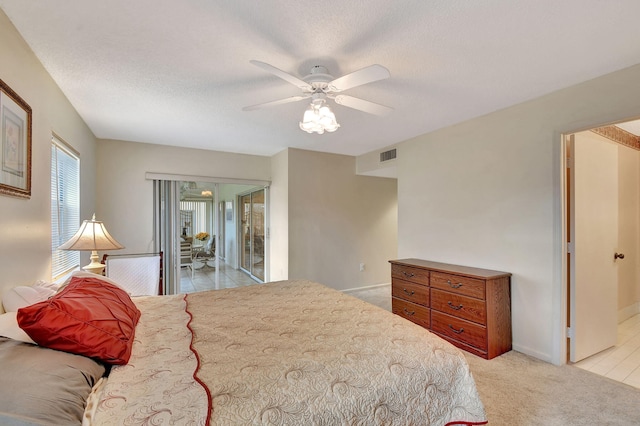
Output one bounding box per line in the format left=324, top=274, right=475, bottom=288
left=403, top=272, right=415, bottom=278
left=447, top=301, right=463, bottom=310
left=447, top=279, right=463, bottom=289
left=403, top=308, right=416, bottom=316
left=448, top=324, right=464, bottom=334
left=403, top=288, right=415, bottom=296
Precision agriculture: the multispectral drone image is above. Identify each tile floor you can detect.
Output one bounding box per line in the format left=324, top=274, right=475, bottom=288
left=574, top=314, right=640, bottom=389
left=179, top=262, right=259, bottom=293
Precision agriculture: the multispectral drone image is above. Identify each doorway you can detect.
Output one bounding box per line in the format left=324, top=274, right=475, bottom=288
left=564, top=119, right=640, bottom=387
left=152, top=175, right=270, bottom=294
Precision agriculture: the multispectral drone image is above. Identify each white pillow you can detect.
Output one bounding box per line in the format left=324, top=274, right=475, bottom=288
left=33, top=279, right=60, bottom=292
left=0, top=312, right=35, bottom=344
left=2, top=285, right=56, bottom=312
left=58, top=271, right=129, bottom=294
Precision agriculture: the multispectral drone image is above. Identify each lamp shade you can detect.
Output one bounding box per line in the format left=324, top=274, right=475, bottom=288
left=58, top=214, right=124, bottom=251
left=58, top=214, right=124, bottom=274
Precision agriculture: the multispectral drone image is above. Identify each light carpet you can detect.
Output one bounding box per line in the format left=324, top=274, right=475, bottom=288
left=465, top=351, right=640, bottom=425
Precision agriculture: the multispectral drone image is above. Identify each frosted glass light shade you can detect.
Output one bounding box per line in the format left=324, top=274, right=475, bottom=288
left=299, top=99, right=340, bottom=134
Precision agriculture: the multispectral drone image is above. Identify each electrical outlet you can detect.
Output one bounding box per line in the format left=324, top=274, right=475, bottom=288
left=359, top=263, right=365, bottom=272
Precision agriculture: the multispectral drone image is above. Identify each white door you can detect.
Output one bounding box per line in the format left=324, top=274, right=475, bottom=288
left=569, top=132, right=619, bottom=362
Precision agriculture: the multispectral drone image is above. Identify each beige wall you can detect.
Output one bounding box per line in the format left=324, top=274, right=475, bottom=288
left=0, top=10, right=98, bottom=295
left=287, top=149, right=397, bottom=290
left=356, top=146, right=398, bottom=178
left=269, top=149, right=289, bottom=281
left=96, top=142, right=397, bottom=291
left=390, top=63, right=640, bottom=364
left=96, top=139, right=271, bottom=255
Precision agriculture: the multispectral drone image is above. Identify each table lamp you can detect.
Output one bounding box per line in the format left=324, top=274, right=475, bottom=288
left=58, top=214, right=125, bottom=274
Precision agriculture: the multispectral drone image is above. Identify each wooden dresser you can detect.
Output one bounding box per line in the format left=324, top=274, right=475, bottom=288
left=390, top=258, right=512, bottom=359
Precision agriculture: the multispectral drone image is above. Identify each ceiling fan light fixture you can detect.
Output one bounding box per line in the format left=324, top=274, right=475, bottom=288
left=299, top=99, right=340, bottom=134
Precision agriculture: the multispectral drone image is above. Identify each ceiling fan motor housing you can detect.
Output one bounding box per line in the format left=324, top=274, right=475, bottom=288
left=304, top=65, right=333, bottom=92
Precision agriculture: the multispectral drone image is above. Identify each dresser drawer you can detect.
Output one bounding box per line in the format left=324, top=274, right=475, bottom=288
left=431, top=311, right=487, bottom=351
left=392, top=297, right=430, bottom=329
left=392, top=279, right=429, bottom=306
left=431, top=272, right=485, bottom=300
left=391, top=264, right=429, bottom=286
left=431, top=288, right=486, bottom=325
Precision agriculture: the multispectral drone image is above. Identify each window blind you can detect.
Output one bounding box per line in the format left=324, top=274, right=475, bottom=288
left=180, top=201, right=208, bottom=236
left=51, top=138, right=80, bottom=280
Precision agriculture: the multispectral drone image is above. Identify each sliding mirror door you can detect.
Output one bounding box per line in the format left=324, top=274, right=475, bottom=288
left=240, top=188, right=265, bottom=281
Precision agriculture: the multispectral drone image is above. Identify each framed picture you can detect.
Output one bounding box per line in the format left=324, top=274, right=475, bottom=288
left=0, top=79, right=32, bottom=199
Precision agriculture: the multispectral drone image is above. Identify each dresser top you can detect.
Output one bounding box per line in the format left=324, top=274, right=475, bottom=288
left=389, top=258, right=511, bottom=280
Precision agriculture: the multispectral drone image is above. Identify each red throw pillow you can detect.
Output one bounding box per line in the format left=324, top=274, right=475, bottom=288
left=16, top=276, right=141, bottom=365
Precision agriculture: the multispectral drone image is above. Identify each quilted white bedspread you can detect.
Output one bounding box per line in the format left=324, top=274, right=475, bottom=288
left=90, top=280, right=487, bottom=425
left=88, top=293, right=208, bottom=425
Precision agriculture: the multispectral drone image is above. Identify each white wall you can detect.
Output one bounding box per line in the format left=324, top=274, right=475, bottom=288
left=390, top=63, right=640, bottom=364
left=0, top=10, right=97, bottom=296
left=287, top=149, right=397, bottom=290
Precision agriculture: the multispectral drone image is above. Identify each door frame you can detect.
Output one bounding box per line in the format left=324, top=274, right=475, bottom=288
left=558, top=131, right=570, bottom=365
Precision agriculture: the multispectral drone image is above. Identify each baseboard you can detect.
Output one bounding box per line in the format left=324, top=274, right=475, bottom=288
left=342, top=282, right=391, bottom=293
left=511, top=344, right=553, bottom=364
left=619, top=302, right=640, bottom=324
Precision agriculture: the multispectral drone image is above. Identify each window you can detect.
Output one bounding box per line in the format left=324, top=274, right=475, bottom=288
left=179, top=200, right=208, bottom=236
left=51, top=137, right=80, bottom=280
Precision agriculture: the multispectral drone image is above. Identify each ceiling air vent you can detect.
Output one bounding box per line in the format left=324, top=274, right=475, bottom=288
left=379, top=148, right=397, bottom=162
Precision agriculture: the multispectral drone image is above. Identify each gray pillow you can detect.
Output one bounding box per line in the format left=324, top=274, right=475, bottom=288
left=0, top=337, right=106, bottom=425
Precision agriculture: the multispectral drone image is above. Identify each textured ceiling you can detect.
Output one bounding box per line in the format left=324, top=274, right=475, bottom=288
left=2, top=1, right=640, bottom=157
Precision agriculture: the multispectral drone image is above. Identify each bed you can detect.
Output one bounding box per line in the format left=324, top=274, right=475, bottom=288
left=0, top=274, right=487, bottom=425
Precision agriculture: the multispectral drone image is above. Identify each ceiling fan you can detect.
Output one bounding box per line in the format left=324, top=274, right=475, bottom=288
left=243, top=60, right=393, bottom=134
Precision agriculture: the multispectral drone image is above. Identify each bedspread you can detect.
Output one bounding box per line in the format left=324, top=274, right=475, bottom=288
left=89, top=280, right=486, bottom=425
left=189, top=280, right=486, bottom=425
left=89, top=294, right=208, bottom=425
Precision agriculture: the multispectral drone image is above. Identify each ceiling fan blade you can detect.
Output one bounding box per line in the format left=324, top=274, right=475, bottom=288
left=333, top=95, right=393, bottom=116
left=328, top=64, right=390, bottom=92
left=250, top=60, right=312, bottom=91
left=242, top=95, right=310, bottom=111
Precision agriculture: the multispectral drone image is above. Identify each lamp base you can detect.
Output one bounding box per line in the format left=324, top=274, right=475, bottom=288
left=82, top=250, right=105, bottom=274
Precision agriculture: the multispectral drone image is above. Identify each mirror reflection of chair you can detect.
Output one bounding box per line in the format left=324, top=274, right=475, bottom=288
left=180, top=240, right=193, bottom=276
left=192, top=236, right=215, bottom=276
left=101, top=252, right=163, bottom=296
